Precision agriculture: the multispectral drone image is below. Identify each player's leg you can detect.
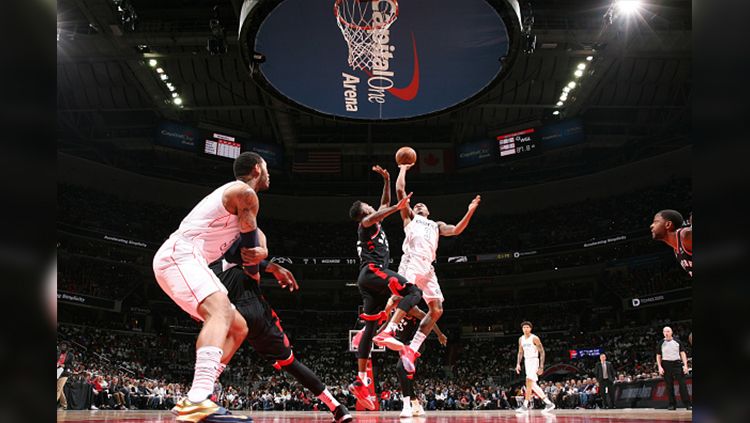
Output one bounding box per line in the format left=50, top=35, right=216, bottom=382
left=530, top=380, right=555, bottom=412
left=373, top=268, right=422, bottom=350
left=396, top=359, right=415, bottom=417
left=153, top=242, right=238, bottom=421
left=351, top=274, right=385, bottom=409
left=243, top=297, right=352, bottom=422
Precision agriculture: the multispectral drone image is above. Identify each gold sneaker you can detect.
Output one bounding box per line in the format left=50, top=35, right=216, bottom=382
left=171, top=398, right=220, bottom=423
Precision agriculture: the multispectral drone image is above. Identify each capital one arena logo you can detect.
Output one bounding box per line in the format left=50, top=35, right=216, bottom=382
left=338, top=0, right=420, bottom=112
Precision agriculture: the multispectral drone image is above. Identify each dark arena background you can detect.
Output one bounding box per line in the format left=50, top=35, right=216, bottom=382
left=56, top=0, right=692, bottom=422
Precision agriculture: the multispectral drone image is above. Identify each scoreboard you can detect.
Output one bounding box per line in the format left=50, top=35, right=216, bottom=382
left=204, top=132, right=241, bottom=159
left=497, top=127, right=537, bottom=159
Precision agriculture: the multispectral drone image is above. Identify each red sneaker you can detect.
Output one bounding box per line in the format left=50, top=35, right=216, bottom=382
left=400, top=345, right=421, bottom=373
left=373, top=330, right=404, bottom=351
left=348, top=377, right=375, bottom=410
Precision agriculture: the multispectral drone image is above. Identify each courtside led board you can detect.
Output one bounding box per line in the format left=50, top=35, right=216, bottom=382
left=239, top=0, right=522, bottom=121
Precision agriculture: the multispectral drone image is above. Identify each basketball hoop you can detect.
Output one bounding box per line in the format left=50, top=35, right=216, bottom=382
left=334, top=0, right=399, bottom=70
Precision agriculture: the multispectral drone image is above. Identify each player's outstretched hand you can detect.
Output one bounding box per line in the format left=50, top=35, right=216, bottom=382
left=241, top=246, right=268, bottom=266
left=515, top=363, right=521, bottom=374
left=268, top=263, right=299, bottom=292
left=438, top=333, right=448, bottom=346
left=398, top=163, right=414, bottom=171
left=397, top=192, right=413, bottom=210
left=468, top=195, right=481, bottom=211
left=372, top=165, right=390, bottom=179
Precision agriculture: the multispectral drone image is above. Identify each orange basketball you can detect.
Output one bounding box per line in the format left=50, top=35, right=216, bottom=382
left=395, top=146, right=417, bottom=165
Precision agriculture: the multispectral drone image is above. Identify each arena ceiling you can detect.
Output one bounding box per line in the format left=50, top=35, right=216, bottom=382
left=57, top=0, right=691, bottom=192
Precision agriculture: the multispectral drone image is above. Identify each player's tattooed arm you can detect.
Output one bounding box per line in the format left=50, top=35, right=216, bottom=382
left=535, top=336, right=546, bottom=370
left=361, top=192, right=413, bottom=227
left=515, top=339, right=524, bottom=374
left=233, top=185, right=259, bottom=233
left=372, top=165, right=391, bottom=209
left=438, top=195, right=481, bottom=236
left=396, top=164, right=415, bottom=224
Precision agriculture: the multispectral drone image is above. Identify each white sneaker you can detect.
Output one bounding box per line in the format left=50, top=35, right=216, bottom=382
left=400, top=404, right=412, bottom=418
left=90, top=405, right=99, bottom=410
left=515, top=403, right=529, bottom=414
left=542, top=402, right=556, bottom=413
left=411, top=400, right=425, bottom=416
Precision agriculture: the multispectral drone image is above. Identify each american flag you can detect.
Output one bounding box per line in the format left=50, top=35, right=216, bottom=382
left=292, top=150, right=341, bottom=174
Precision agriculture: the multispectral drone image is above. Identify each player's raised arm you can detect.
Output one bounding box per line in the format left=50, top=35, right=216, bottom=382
left=361, top=192, right=413, bottom=228
left=438, top=195, right=481, bottom=237
left=534, top=335, right=546, bottom=373
left=396, top=164, right=415, bottom=225
left=372, top=165, right=391, bottom=210
left=516, top=338, right=524, bottom=374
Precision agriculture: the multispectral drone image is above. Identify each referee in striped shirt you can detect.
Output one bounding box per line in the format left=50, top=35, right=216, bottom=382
left=656, top=326, right=692, bottom=410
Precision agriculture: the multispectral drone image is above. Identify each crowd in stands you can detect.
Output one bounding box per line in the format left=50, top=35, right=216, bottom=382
left=57, top=319, right=692, bottom=411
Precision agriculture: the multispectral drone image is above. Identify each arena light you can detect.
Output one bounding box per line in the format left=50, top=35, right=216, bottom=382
left=160, top=74, right=168, bottom=81
left=156, top=67, right=164, bottom=74
left=616, top=0, right=641, bottom=15
left=577, top=63, right=586, bottom=70
left=567, top=81, right=577, bottom=89
left=173, top=97, right=183, bottom=105
left=167, top=84, right=176, bottom=92
left=556, top=101, right=563, bottom=106
left=552, top=111, right=560, bottom=115
left=574, top=69, right=584, bottom=78
left=586, top=55, right=594, bottom=61
left=172, top=92, right=179, bottom=98
left=563, top=86, right=571, bottom=93
left=560, top=94, right=568, bottom=101
left=148, top=59, right=158, bottom=67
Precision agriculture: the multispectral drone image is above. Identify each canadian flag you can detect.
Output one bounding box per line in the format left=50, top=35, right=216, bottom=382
left=418, top=149, right=445, bottom=173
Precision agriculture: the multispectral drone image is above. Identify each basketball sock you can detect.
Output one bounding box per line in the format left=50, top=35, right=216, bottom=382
left=402, top=396, right=411, bottom=407
left=409, top=331, right=427, bottom=351
left=317, top=388, right=340, bottom=411
left=386, top=322, right=398, bottom=332
left=523, top=399, right=530, bottom=407
left=358, top=371, right=370, bottom=386
left=187, top=346, right=223, bottom=404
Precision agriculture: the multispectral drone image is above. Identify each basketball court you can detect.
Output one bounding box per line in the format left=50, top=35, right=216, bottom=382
left=57, top=409, right=692, bottom=423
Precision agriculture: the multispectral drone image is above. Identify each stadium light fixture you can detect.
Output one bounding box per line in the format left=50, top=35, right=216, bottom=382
left=574, top=70, right=584, bottom=78
left=556, top=101, right=563, bottom=106
left=173, top=97, right=183, bottom=106
left=586, top=55, right=594, bottom=61
left=567, top=81, right=577, bottom=89
left=560, top=94, right=568, bottom=101
left=577, top=63, right=586, bottom=70
left=167, top=84, right=176, bottom=92
left=563, top=87, right=571, bottom=93
left=553, top=111, right=560, bottom=115
left=148, top=59, right=158, bottom=67
left=616, top=0, right=641, bottom=15
left=160, top=74, right=168, bottom=81
left=172, top=92, right=179, bottom=98
left=156, top=67, right=164, bottom=74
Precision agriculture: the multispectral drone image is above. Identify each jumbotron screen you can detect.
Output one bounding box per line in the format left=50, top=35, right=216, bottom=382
left=204, top=132, right=241, bottom=159
left=497, top=128, right=537, bottom=158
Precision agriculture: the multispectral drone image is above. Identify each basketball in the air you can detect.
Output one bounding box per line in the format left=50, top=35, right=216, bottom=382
left=395, top=147, right=417, bottom=165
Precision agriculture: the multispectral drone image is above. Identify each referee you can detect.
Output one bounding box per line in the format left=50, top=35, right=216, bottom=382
left=656, top=326, right=692, bottom=410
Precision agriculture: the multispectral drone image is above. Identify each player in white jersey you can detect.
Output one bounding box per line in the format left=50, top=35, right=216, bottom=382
left=152, top=152, right=269, bottom=422
left=515, top=321, right=555, bottom=413
left=383, top=163, right=480, bottom=372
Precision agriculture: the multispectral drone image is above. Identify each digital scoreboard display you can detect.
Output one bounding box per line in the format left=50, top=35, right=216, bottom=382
left=204, top=132, right=241, bottom=159
left=497, top=128, right=537, bottom=158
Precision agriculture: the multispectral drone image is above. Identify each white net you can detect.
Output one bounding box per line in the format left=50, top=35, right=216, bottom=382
left=334, top=0, right=399, bottom=71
